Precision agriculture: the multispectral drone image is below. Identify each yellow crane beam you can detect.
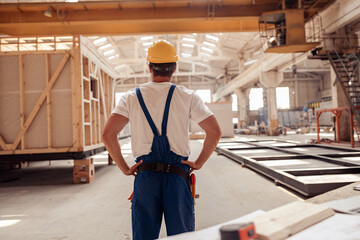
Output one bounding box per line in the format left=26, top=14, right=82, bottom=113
left=0, top=2, right=278, bottom=35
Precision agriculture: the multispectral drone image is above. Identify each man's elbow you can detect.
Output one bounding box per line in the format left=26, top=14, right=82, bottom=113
left=101, top=132, right=107, bottom=143
left=207, top=126, right=221, bottom=142
left=214, top=127, right=222, bottom=141
left=101, top=130, right=113, bottom=144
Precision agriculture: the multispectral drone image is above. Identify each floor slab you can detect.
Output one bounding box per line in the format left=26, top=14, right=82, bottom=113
left=0, top=138, right=300, bottom=240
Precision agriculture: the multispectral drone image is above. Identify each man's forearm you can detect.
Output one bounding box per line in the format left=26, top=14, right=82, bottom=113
left=195, top=131, right=221, bottom=168
left=102, top=133, right=130, bottom=174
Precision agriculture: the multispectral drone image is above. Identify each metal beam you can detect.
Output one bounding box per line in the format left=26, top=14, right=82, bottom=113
left=283, top=77, right=322, bottom=81
left=283, top=68, right=330, bottom=73
left=319, top=0, right=360, bottom=33
left=118, top=71, right=213, bottom=79
left=0, top=3, right=278, bottom=35
left=116, top=55, right=238, bottom=64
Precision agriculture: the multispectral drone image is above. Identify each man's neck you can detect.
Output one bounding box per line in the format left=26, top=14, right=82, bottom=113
left=152, top=77, right=171, bottom=83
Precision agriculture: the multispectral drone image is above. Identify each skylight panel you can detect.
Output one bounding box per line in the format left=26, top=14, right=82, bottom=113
left=182, top=43, right=194, bottom=48
left=205, top=34, right=219, bottom=42
left=103, top=49, right=115, bottom=56
left=93, top=37, right=107, bottom=45
left=141, top=36, right=154, bottom=41
left=98, top=43, right=112, bottom=50
left=183, top=37, right=195, bottom=42
left=181, top=53, right=192, bottom=57
left=203, top=41, right=216, bottom=47
left=142, top=42, right=153, bottom=46
left=201, top=47, right=213, bottom=53
left=200, top=52, right=211, bottom=57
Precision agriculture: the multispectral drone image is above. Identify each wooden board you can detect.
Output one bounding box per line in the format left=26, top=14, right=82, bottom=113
left=189, top=133, right=206, bottom=140
left=253, top=201, right=335, bottom=240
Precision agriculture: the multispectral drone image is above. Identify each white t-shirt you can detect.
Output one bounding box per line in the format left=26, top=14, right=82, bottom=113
left=112, top=82, right=213, bottom=158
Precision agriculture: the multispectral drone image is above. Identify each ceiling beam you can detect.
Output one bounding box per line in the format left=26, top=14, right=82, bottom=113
left=283, top=68, right=330, bottom=73
left=0, top=3, right=277, bottom=35
left=319, top=0, right=360, bottom=33
left=115, top=56, right=239, bottom=64
left=212, top=52, right=309, bottom=101
left=118, top=71, right=213, bottom=78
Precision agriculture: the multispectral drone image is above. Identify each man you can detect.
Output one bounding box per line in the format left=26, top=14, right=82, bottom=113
left=102, top=40, right=221, bottom=240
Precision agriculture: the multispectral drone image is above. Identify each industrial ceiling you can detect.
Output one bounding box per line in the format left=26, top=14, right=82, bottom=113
left=0, top=0, right=334, bottom=91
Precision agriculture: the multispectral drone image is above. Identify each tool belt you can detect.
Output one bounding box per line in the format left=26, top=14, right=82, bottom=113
left=138, top=162, right=189, bottom=182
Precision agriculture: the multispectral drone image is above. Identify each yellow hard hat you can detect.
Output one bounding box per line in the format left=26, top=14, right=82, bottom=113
left=147, top=40, right=178, bottom=63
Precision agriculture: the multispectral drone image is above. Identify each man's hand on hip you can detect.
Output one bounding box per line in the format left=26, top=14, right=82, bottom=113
left=182, top=160, right=202, bottom=174
left=125, top=160, right=143, bottom=176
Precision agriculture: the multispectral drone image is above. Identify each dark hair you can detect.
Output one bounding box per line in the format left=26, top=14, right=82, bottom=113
left=149, top=62, right=176, bottom=78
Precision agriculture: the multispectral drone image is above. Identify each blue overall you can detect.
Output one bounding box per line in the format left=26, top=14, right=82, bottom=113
left=132, top=84, right=194, bottom=240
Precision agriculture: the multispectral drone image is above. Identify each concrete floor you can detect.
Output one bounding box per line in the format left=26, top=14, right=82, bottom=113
left=0, top=134, right=326, bottom=240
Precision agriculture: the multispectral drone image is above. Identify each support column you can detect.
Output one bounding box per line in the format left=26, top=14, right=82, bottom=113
left=260, top=71, right=283, bottom=136
left=235, top=87, right=249, bottom=128
left=330, top=68, right=350, bottom=141
left=73, top=158, right=95, bottom=184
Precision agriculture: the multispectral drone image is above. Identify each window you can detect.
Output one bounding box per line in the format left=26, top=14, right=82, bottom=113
left=232, top=94, right=238, bottom=111
left=249, top=88, right=264, bottom=110
left=196, top=89, right=211, bottom=103
left=276, top=87, right=290, bottom=109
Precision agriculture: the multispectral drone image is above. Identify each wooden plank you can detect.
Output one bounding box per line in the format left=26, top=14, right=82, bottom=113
left=11, top=53, right=70, bottom=151
left=253, top=201, right=334, bottom=240
left=72, top=49, right=83, bottom=151
left=84, top=143, right=104, bottom=152
left=0, top=146, right=79, bottom=155
left=84, top=125, right=91, bottom=146
left=0, top=134, right=8, bottom=150
left=98, top=68, right=108, bottom=121
left=103, top=71, right=109, bottom=118
left=189, top=133, right=206, bottom=140
left=45, top=54, right=53, bottom=149
left=111, top=78, right=117, bottom=110
left=100, top=94, right=105, bottom=133
left=91, top=99, right=96, bottom=145
left=82, top=56, right=89, bottom=78
left=107, top=74, right=111, bottom=117
left=97, top=101, right=100, bottom=143
left=19, top=54, right=25, bottom=150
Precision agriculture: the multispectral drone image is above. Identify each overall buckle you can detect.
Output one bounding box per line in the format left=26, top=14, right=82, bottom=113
left=164, top=164, right=171, bottom=173
left=153, top=162, right=171, bottom=173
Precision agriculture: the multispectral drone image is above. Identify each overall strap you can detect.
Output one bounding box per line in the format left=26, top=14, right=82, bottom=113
left=136, top=87, right=158, bottom=136
left=161, top=84, right=176, bottom=136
